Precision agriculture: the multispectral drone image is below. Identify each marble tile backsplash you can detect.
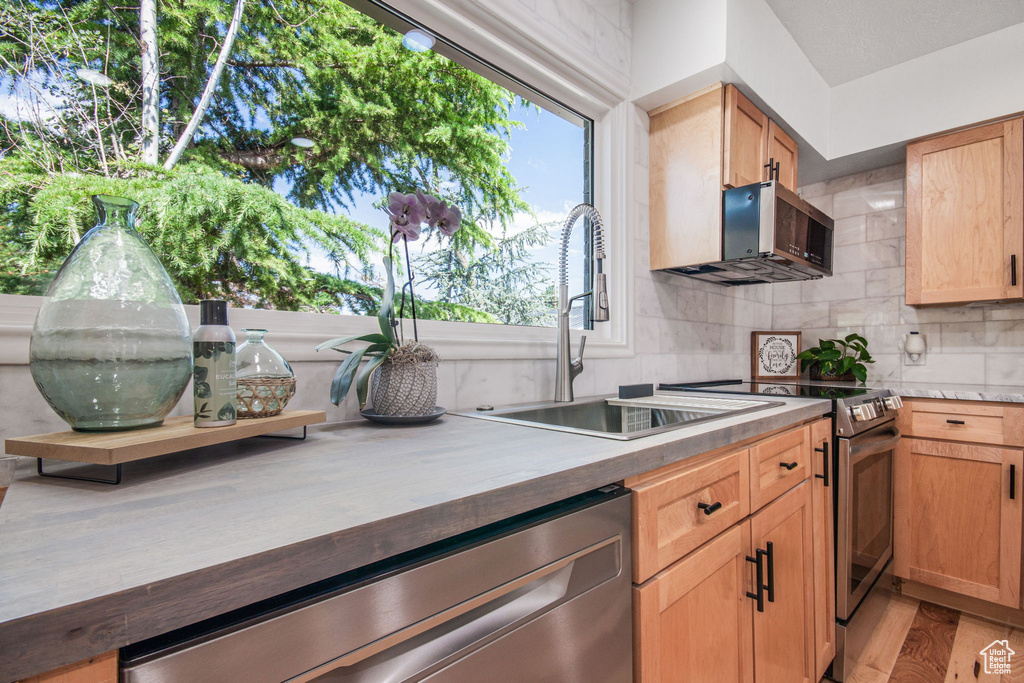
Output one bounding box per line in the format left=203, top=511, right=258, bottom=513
left=777, top=163, right=1024, bottom=388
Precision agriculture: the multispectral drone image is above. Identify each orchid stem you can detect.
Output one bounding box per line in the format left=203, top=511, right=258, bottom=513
left=403, top=236, right=419, bottom=342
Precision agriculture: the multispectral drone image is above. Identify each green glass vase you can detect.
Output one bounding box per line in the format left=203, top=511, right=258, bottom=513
left=29, top=195, right=193, bottom=431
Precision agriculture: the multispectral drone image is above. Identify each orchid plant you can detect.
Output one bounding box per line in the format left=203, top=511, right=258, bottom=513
left=316, top=190, right=462, bottom=407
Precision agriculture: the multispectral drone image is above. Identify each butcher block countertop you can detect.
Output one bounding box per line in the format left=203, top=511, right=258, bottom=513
left=0, top=394, right=829, bottom=681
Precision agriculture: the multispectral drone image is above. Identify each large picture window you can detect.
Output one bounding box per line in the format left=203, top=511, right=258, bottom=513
left=0, top=0, right=594, bottom=329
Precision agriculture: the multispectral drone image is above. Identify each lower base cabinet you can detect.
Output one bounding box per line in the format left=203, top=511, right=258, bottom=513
left=634, top=481, right=815, bottom=682
left=895, top=436, right=1024, bottom=608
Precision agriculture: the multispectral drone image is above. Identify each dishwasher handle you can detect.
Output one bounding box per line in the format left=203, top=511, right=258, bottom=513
left=287, top=536, right=620, bottom=683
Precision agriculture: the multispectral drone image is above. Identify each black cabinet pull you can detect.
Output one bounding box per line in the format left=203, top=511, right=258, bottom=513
left=946, top=419, right=965, bottom=425
left=1013, top=255, right=1018, bottom=287
left=763, top=158, right=779, bottom=182
left=698, top=501, right=723, bottom=516
left=746, top=549, right=766, bottom=612
left=780, top=461, right=799, bottom=471
left=1012, top=464, right=1017, bottom=500
left=765, top=541, right=775, bottom=603
left=814, top=442, right=830, bottom=487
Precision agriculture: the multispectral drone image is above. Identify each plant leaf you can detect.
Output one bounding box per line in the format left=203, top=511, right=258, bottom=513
left=852, top=364, right=868, bottom=383
left=819, top=349, right=842, bottom=361
left=356, top=352, right=389, bottom=409
left=839, top=356, right=855, bottom=373
left=845, top=333, right=868, bottom=346
left=378, top=256, right=397, bottom=342
left=315, top=333, right=390, bottom=352
left=330, top=347, right=368, bottom=405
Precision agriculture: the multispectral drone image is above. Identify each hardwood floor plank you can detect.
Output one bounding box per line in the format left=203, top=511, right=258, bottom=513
left=999, top=626, right=1024, bottom=681
left=944, top=614, right=1007, bottom=682
left=846, top=664, right=897, bottom=683
left=852, top=595, right=922, bottom=678
left=888, top=602, right=960, bottom=682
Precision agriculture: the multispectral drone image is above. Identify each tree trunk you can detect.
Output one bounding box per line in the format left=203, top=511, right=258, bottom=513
left=139, top=0, right=159, bottom=165
left=163, top=0, right=247, bottom=170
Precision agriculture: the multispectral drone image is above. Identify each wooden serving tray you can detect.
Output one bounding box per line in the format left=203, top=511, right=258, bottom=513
left=5, top=410, right=327, bottom=466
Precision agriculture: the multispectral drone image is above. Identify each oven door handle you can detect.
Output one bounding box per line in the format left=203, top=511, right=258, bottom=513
left=849, top=428, right=901, bottom=459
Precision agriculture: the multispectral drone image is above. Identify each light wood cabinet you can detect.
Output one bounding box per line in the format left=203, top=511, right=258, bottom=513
left=906, top=117, right=1024, bottom=306
left=634, top=524, right=755, bottom=682
left=632, top=420, right=823, bottom=681
left=900, top=398, right=1024, bottom=447
left=808, top=419, right=835, bottom=680
left=17, top=651, right=117, bottom=683
left=631, top=448, right=750, bottom=584
left=767, top=120, right=799, bottom=193
left=724, top=85, right=770, bottom=190
left=894, top=436, right=1023, bottom=608
left=749, top=425, right=809, bottom=511
left=750, top=481, right=816, bottom=683
left=649, top=83, right=800, bottom=272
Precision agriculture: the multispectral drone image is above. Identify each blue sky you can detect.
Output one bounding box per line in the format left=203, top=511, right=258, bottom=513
left=297, top=100, right=590, bottom=313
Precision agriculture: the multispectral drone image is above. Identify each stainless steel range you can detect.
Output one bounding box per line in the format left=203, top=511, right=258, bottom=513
left=660, top=379, right=903, bottom=681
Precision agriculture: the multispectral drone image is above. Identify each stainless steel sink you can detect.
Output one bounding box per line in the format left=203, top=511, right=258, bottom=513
left=454, top=394, right=783, bottom=440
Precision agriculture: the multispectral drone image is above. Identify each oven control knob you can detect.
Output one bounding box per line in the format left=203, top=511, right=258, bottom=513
left=883, top=396, right=903, bottom=410
left=851, top=404, right=877, bottom=421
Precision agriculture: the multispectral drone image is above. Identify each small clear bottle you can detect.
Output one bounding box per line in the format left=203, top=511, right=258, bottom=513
left=193, top=300, right=237, bottom=427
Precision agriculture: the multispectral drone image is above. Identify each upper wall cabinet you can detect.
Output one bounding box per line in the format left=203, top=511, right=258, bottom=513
left=906, top=117, right=1024, bottom=306
left=649, top=83, right=800, bottom=272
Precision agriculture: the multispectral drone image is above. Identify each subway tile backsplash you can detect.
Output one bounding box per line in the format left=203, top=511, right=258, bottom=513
left=786, top=163, right=1023, bottom=387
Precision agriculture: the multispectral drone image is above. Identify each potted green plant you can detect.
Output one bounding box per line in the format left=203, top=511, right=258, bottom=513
left=796, top=333, right=875, bottom=383
left=316, top=190, right=459, bottom=416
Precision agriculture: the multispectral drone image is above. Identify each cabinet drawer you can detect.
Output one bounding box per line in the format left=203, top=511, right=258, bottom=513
left=749, top=426, right=809, bottom=511
left=904, top=399, right=1024, bottom=447
left=632, top=449, right=750, bottom=584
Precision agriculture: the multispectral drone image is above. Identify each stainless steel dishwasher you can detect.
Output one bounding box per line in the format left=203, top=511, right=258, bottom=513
left=121, top=486, right=632, bottom=682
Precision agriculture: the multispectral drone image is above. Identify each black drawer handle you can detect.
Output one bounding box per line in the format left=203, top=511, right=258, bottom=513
left=946, top=419, right=966, bottom=425
left=780, top=461, right=799, bottom=471
left=765, top=541, right=775, bottom=603
left=1012, top=464, right=1017, bottom=500
left=746, top=549, right=766, bottom=612
left=697, top=501, right=723, bottom=516
left=814, top=442, right=830, bottom=487
left=1013, top=254, right=1018, bottom=287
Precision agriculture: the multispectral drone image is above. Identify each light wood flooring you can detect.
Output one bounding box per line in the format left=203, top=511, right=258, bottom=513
left=832, top=596, right=1024, bottom=682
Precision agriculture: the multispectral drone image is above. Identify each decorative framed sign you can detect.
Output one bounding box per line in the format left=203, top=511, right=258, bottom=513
left=751, top=331, right=802, bottom=380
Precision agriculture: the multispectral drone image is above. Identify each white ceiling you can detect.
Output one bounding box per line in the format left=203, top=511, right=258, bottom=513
left=763, top=0, right=1024, bottom=86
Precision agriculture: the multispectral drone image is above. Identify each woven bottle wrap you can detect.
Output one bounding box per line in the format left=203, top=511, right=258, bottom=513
left=371, top=359, right=438, bottom=416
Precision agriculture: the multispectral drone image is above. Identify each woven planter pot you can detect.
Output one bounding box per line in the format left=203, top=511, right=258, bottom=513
left=371, top=358, right=438, bottom=416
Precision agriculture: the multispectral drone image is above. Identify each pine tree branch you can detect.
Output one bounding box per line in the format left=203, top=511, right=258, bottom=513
left=163, top=0, right=247, bottom=170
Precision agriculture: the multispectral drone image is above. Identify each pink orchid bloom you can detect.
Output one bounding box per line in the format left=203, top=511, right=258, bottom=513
left=391, top=220, right=421, bottom=243
left=386, top=192, right=425, bottom=228
left=418, top=190, right=445, bottom=228
left=435, top=202, right=462, bottom=236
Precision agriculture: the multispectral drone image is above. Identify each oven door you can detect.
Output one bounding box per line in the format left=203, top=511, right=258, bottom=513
left=837, top=422, right=899, bottom=621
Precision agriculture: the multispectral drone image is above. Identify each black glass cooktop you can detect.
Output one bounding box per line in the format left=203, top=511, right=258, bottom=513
left=659, top=379, right=875, bottom=400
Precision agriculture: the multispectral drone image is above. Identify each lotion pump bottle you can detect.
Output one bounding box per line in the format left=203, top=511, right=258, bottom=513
left=193, top=300, right=237, bottom=427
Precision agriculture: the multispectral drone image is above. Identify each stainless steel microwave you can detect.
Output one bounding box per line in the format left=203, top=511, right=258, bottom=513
left=674, top=180, right=834, bottom=286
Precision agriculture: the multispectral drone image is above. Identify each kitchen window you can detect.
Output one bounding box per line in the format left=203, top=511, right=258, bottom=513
left=0, top=0, right=594, bottom=330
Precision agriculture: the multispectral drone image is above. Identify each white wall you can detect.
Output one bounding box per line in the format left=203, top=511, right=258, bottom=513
left=631, top=0, right=1024, bottom=172
left=829, top=22, right=1024, bottom=158
left=631, top=0, right=728, bottom=110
